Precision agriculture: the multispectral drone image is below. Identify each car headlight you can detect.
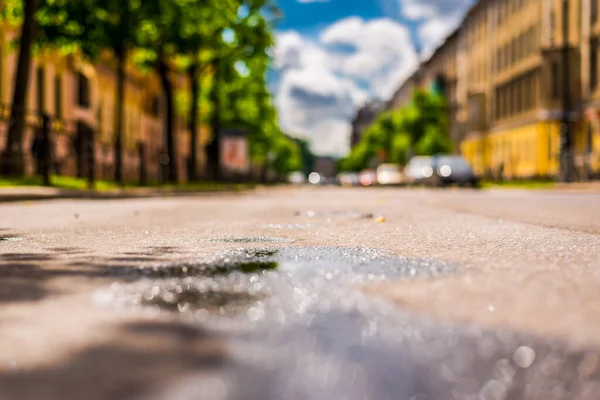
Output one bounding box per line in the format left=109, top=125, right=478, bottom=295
left=439, top=165, right=452, bottom=177
left=422, top=166, right=433, bottom=178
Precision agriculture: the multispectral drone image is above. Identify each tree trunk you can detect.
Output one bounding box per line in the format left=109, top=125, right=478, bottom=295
left=158, top=59, right=177, bottom=183
left=206, top=58, right=221, bottom=181
left=114, top=49, right=126, bottom=184
left=188, top=63, right=199, bottom=181
left=0, top=0, right=38, bottom=176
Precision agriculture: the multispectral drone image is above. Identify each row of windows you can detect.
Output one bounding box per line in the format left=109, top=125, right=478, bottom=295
left=591, top=39, right=598, bottom=91
left=495, top=25, right=539, bottom=73
left=0, top=45, right=4, bottom=105
left=34, top=67, right=69, bottom=118
left=469, top=59, right=488, bottom=84
left=495, top=70, right=540, bottom=120
left=466, top=26, right=539, bottom=84
left=497, top=0, right=528, bottom=25
left=466, top=0, right=532, bottom=49
left=466, top=17, right=487, bottom=50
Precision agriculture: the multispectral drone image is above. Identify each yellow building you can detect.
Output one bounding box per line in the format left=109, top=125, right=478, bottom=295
left=391, top=0, right=600, bottom=180
left=0, top=22, right=206, bottom=183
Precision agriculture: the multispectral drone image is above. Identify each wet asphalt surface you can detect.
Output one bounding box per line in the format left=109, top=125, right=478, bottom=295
left=1, top=187, right=600, bottom=399
left=94, top=247, right=599, bottom=400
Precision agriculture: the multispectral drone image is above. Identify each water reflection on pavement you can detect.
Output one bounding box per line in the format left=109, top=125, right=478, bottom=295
left=96, top=247, right=600, bottom=400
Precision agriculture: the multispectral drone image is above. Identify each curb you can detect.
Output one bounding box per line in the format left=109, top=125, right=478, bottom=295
left=0, top=188, right=255, bottom=203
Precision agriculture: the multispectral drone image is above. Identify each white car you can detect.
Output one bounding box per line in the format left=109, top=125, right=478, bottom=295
left=287, top=171, right=306, bottom=184
left=376, top=164, right=404, bottom=186
left=404, top=156, right=434, bottom=185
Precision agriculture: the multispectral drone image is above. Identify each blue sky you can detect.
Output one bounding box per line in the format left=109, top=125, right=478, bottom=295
left=270, top=0, right=473, bottom=156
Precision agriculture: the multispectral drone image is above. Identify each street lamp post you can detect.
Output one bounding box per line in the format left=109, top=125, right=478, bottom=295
left=559, top=0, right=574, bottom=182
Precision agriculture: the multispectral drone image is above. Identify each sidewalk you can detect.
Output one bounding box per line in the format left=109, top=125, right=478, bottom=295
left=553, top=181, right=600, bottom=192
left=483, top=180, right=600, bottom=193
left=0, top=184, right=257, bottom=203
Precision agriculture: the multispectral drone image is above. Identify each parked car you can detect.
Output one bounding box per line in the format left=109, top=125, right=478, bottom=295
left=337, top=172, right=360, bottom=187
left=376, top=163, right=405, bottom=186
left=405, top=155, right=479, bottom=187
left=404, top=156, right=435, bottom=185
left=358, top=169, right=377, bottom=186
left=288, top=171, right=306, bottom=184
left=431, top=155, right=479, bottom=187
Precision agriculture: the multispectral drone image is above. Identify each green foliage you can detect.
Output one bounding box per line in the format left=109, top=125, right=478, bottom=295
left=0, top=0, right=25, bottom=26
left=2, top=0, right=290, bottom=180
left=340, top=89, right=452, bottom=171
left=36, top=0, right=145, bottom=59
left=294, top=138, right=315, bottom=176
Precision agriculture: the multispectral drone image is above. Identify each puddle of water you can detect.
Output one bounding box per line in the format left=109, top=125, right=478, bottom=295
left=205, top=236, right=293, bottom=244
left=246, top=249, right=278, bottom=258
left=295, top=211, right=374, bottom=219
left=94, top=248, right=600, bottom=400
left=0, top=235, right=24, bottom=243
left=98, top=247, right=455, bottom=317
left=141, top=287, right=262, bottom=316
left=139, top=260, right=279, bottom=278
left=260, top=224, right=312, bottom=229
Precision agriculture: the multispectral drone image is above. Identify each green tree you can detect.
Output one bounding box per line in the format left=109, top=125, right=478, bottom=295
left=204, top=0, right=275, bottom=180
left=35, top=0, right=145, bottom=184
left=294, top=137, right=315, bottom=176
left=341, top=90, right=451, bottom=171
left=0, top=0, right=39, bottom=176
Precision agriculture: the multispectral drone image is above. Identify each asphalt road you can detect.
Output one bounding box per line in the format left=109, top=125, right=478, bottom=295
left=1, top=186, right=600, bottom=400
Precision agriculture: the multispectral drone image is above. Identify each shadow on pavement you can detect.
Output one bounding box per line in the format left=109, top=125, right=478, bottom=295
left=0, top=249, right=166, bottom=305
left=0, top=320, right=228, bottom=400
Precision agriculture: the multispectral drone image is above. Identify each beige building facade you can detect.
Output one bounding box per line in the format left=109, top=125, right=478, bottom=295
left=390, top=0, right=600, bottom=180
left=0, top=23, right=208, bottom=183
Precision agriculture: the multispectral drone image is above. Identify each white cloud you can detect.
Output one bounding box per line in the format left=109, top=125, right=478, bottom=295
left=394, top=0, right=472, bottom=58
left=418, top=11, right=464, bottom=58
left=399, top=0, right=472, bottom=21
left=320, top=18, right=417, bottom=95
left=273, top=17, right=417, bottom=156
left=275, top=65, right=367, bottom=157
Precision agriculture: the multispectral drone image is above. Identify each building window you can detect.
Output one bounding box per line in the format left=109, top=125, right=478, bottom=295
left=516, top=79, right=523, bottom=113
left=0, top=44, right=3, bottom=103
left=77, top=72, right=90, bottom=108
left=528, top=72, right=534, bottom=109
left=54, top=74, right=62, bottom=119
left=591, top=39, right=598, bottom=92
left=150, top=95, right=160, bottom=117
left=495, top=89, right=500, bottom=119
left=523, top=75, right=530, bottom=110
left=551, top=61, right=560, bottom=98
left=469, top=97, right=480, bottom=125
left=97, top=101, right=103, bottom=139
left=503, top=87, right=508, bottom=118
left=36, top=66, right=45, bottom=113
left=550, top=10, right=556, bottom=43
left=511, top=39, right=516, bottom=64
left=500, top=89, right=504, bottom=118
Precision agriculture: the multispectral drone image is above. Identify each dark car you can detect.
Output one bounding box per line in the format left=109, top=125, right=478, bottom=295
left=431, top=155, right=479, bottom=187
